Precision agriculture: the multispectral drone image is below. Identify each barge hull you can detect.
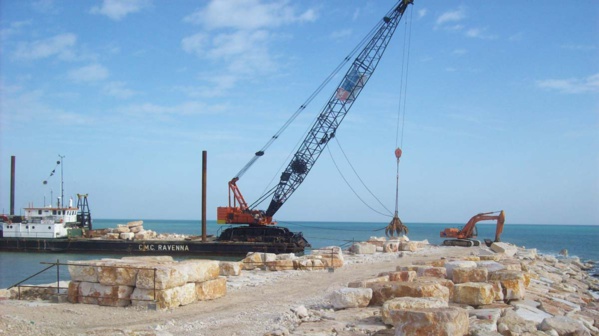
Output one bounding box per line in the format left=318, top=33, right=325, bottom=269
left=0, top=238, right=304, bottom=256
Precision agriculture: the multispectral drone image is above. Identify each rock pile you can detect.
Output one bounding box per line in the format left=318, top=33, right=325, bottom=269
left=267, top=240, right=599, bottom=336
left=91, top=220, right=159, bottom=240
left=241, top=246, right=345, bottom=271
left=67, top=256, right=233, bottom=309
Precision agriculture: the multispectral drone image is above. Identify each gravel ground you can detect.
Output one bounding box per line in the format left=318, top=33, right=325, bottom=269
left=0, top=245, right=473, bottom=336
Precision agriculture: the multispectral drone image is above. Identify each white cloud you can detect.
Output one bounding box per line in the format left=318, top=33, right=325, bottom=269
left=330, top=29, right=352, bottom=40
left=68, top=64, right=109, bottom=82
left=103, top=81, right=137, bottom=98
left=181, top=0, right=318, bottom=98
left=536, top=73, right=599, bottom=94
left=175, top=75, right=238, bottom=98
left=452, top=49, right=467, bottom=56
left=0, top=84, right=92, bottom=127
left=13, top=33, right=77, bottom=61
left=119, top=101, right=225, bottom=117
left=0, top=20, right=32, bottom=40
left=417, top=9, right=427, bottom=19
left=436, top=8, right=465, bottom=26
left=90, top=0, right=151, bottom=21
left=181, top=33, right=209, bottom=57
left=184, top=0, right=316, bottom=30
left=560, top=44, right=597, bottom=51
left=32, top=0, right=59, bottom=14
left=466, top=27, right=497, bottom=40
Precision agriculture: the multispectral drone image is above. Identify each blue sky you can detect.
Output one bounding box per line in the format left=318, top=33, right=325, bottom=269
left=1, top=0, right=597, bottom=225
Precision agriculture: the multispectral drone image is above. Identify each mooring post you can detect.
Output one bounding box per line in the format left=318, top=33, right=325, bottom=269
left=10, top=156, right=15, bottom=215
left=202, top=150, right=207, bottom=242
left=56, top=259, right=60, bottom=294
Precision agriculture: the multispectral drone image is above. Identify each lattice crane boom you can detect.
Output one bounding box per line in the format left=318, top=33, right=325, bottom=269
left=265, top=0, right=413, bottom=218
left=218, top=0, right=414, bottom=225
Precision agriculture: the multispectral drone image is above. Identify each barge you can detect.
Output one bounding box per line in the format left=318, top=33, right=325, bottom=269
left=0, top=200, right=309, bottom=256
left=0, top=155, right=309, bottom=256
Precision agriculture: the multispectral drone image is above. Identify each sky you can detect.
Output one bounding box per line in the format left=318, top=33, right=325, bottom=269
left=1, top=0, right=597, bottom=226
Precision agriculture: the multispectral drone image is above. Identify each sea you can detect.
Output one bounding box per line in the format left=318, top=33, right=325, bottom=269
left=0, top=219, right=597, bottom=289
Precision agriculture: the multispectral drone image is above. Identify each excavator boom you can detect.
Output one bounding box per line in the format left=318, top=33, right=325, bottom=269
left=440, top=210, right=506, bottom=247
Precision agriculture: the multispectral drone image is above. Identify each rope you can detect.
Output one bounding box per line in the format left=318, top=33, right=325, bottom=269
left=392, top=6, right=414, bottom=216
left=326, top=144, right=393, bottom=218
left=278, top=220, right=387, bottom=232
left=236, top=20, right=385, bottom=182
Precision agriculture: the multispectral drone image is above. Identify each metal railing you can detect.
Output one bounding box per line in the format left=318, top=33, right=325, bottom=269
left=8, top=259, right=158, bottom=305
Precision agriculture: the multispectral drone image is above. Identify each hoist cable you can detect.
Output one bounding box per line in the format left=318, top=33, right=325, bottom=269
left=332, top=137, right=393, bottom=216
left=326, top=142, right=393, bottom=218
left=235, top=21, right=384, bottom=181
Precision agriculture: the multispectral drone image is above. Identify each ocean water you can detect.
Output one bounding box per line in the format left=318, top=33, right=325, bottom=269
left=0, top=219, right=597, bottom=288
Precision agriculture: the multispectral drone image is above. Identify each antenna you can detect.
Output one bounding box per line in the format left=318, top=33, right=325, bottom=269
left=59, top=155, right=64, bottom=208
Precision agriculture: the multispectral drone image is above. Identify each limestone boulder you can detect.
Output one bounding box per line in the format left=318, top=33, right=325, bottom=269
left=179, top=260, right=220, bottom=282
left=196, top=276, right=227, bottom=301
left=329, top=287, right=373, bottom=309
left=78, top=281, right=133, bottom=307
left=381, top=297, right=448, bottom=326
left=496, top=309, right=538, bottom=335
left=68, top=260, right=101, bottom=283
left=384, top=241, right=399, bottom=253
left=134, top=231, right=153, bottom=240
left=399, top=241, right=420, bottom=252
left=476, top=261, right=506, bottom=273
left=452, top=283, right=495, bottom=306
left=488, top=270, right=527, bottom=301
left=97, top=260, right=140, bottom=286
left=265, top=259, right=295, bottom=271
left=512, top=303, right=553, bottom=324
left=388, top=271, right=416, bottom=282
left=369, top=281, right=449, bottom=306
left=350, top=242, right=377, bottom=254
left=540, top=316, right=591, bottom=336
left=393, top=307, right=469, bottom=336
left=119, top=232, right=134, bottom=240
left=131, top=283, right=196, bottom=310
left=219, top=261, right=242, bottom=276
left=136, top=263, right=188, bottom=290
left=445, top=260, right=478, bottom=279
left=453, top=267, right=488, bottom=284
left=310, top=246, right=344, bottom=268
left=490, top=242, right=518, bottom=257
left=348, top=276, right=389, bottom=288
left=115, top=225, right=130, bottom=234
left=129, top=225, right=144, bottom=234
left=296, top=258, right=324, bottom=270
left=242, top=252, right=277, bottom=270
left=276, top=253, right=297, bottom=260
left=367, top=236, right=387, bottom=247
left=67, top=281, right=80, bottom=303
left=127, top=220, right=143, bottom=228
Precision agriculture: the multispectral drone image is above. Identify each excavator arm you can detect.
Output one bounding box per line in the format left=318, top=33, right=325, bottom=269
left=440, top=210, right=506, bottom=247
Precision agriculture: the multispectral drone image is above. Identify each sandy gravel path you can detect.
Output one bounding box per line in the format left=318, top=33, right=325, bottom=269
left=0, top=246, right=472, bottom=336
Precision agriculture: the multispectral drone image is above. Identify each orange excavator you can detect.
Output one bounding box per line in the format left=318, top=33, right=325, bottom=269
left=440, top=210, right=505, bottom=247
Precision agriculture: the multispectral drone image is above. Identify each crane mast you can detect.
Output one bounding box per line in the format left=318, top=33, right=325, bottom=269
left=218, top=0, right=414, bottom=226
left=265, top=0, right=413, bottom=218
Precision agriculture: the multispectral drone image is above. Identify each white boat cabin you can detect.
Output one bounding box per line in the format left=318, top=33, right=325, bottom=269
left=2, top=206, right=79, bottom=238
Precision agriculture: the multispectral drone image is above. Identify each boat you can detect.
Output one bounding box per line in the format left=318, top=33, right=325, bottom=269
left=0, top=156, right=309, bottom=256
left=0, top=203, right=309, bottom=256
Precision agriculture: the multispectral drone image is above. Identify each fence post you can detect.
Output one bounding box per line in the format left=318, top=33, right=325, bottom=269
left=56, top=259, right=60, bottom=294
